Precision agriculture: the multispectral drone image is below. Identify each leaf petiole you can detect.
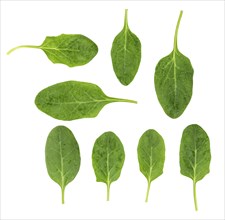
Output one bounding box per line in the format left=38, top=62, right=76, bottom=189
left=106, top=182, right=110, bottom=201
left=193, top=181, right=198, bottom=211
left=124, top=9, right=128, bottom=29
left=145, top=180, right=151, bottom=202
left=173, top=10, right=183, bottom=52
left=61, top=186, right=65, bottom=204
left=109, top=97, right=137, bottom=104
left=7, top=45, right=40, bottom=55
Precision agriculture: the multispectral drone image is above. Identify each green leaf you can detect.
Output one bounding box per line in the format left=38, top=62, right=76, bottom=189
left=180, top=124, right=211, bottom=211
left=111, top=9, right=141, bottom=86
left=92, top=132, right=125, bottom=201
left=45, top=126, right=81, bottom=204
left=35, top=80, right=137, bottom=121
left=7, top=34, right=98, bottom=67
left=137, top=129, right=165, bottom=202
left=154, top=11, right=194, bottom=118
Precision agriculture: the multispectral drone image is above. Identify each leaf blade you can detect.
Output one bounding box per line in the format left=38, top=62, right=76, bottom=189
left=92, top=132, right=125, bottom=200
left=180, top=124, right=211, bottom=211
left=111, top=9, right=141, bottom=85
left=7, top=34, right=98, bottom=67
left=41, top=34, right=98, bottom=67
left=137, top=129, right=165, bottom=202
left=154, top=11, right=194, bottom=118
left=180, top=124, right=211, bottom=182
left=45, top=126, right=81, bottom=204
left=35, top=81, right=137, bottom=121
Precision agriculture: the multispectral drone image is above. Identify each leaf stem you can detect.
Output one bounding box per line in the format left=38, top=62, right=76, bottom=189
left=124, top=9, right=128, bottom=29
left=193, top=181, right=198, bottom=211
left=173, top=10, right=183, bottom=51
left=7, top=45, right=40, bottom=55
left=61, top=187, right=65, bottom=204
left=106, top=182, right=110, bottom=201
left=109, top=97, right=137, bottom=104
left=145, top=180, right=151, bottom=202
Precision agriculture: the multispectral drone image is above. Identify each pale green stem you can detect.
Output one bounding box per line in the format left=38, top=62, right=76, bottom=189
left=174, top=10, right=183, bottom=52
left=109, top=97, right=137, bottom=104
left=7, top=45, right=40, bottom=55
left=106, top=183, right=110, bottom=201
left=145, top=180, right=151, bottom=202
left=124, top=9, right=128, bottom=29
left=61, top=187, right=65, bottom=204
left=193, top=181, right=198, bottom=211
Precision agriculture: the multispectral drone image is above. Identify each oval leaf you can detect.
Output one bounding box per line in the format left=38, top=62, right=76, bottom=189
left=137, top=129, right=165, bottom=202
left=35, top=81, right=137, bottom=121
left=45, top=126, right=81, bottom=204
left=111, top=9, right=141, bottom=85
left=154, top=11, right=194, bottom=118
left=180, top=124, right=211, bottom=211
left=92, top=132, right=125, bottom=201
left=7, top=34, right=98, bottom=67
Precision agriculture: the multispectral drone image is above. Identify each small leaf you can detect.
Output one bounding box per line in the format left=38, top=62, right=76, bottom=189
left=7, top=34, right=98, bottom=67
left=154, top=11, right=194, bottom=118
left=92, top=132, right=125, bottom=201
left=35, top=80, right=137, bottom=121
left=137, top=129, right=165, bottom=202
left=180, top=124, right=211, bottom=211
left=111, top=9, right=141, bottom=85
left=45, top=126, right=81, bottom=204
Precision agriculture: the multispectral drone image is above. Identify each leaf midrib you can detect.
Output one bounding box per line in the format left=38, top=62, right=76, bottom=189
left=41, top=46, right=80, bottom=52
left=193, top=128, right=198, bottom=183
left=59, top=130, right=65, bottom=189
left=173, top=50, right=178, bottom=106
left=45, top=99, right=113, bottom=105
left=106, top=145, right=110, bottom=186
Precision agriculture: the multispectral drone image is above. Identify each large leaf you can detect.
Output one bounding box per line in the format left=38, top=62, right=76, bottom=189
left=180, top=124, right=211, bottom=211
left=45, top=126, right=81, bottom=204
left=92, top=132, right=125, bottom=201
left=111, top=9, right=141, bottom=86
left=137, top=129, right=165, bottom=202
left=35, top=80, right=137, bottom=121
left=7, top=34, right=98, bottom=67
left=154, top=11, right=194, bottom=118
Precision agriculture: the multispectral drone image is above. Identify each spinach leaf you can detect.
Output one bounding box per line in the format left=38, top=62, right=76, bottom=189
left=7, top=34, right=98, bottom=67
left=111, top=9, right=141, bottom=85
left=180, top=124, right=211, bottom=211
left=137, top=129, right=165, bottom=202
left=154, top=11, right=194, bottom=118
left=45, top=126, right=81, bottom=204
left=35, top=81, right=137, bottom=121
left=92, top=132, right=125, bottom=201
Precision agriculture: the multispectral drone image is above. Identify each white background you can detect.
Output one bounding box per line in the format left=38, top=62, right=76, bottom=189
left=1, top=1, right=224, bottom=219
